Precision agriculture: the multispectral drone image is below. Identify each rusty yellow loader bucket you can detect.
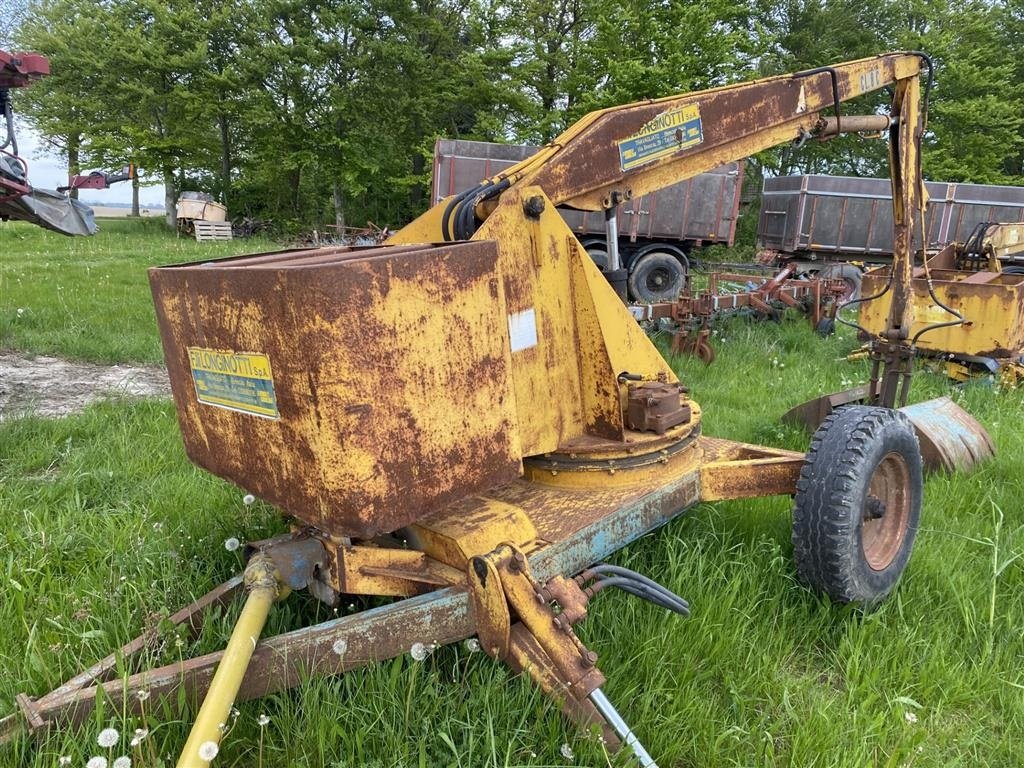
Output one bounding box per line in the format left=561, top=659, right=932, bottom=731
left=783, top=389, right=995, bottom=473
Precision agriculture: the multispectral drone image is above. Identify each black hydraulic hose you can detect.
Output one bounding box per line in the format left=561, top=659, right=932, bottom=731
left=582, top=564, right=691, bottom=614
left=794, top=65, right=841, bottom=134
left=586, top=563, right=677, bottom=595
left=441, top=186, right=478, bottom=242
left=590, top=577, right=691, bottom=616
left=1, top=89, right=16, bottom=154
left=453, top=177, right=511, bottom=240
left=910, top=51, right=934, bottom=127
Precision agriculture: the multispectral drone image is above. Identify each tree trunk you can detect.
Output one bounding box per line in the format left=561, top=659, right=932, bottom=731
left=131, top=171, right=140, bottom=217
left=66, top=133, right=81, bottom=200
left=218, top=114, right=231, bottom=206
left=164, top=167, right=177, bottom=229
left=332, top=181, right=345, bottom=233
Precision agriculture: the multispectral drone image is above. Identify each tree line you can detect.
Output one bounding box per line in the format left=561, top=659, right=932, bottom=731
left=10, top=0, right=1023, bottom=232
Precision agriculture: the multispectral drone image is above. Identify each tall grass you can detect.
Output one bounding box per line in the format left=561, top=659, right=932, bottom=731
left=0, top=219, right=274, bottom=364
left=0, top=220, right=1021, bottom=766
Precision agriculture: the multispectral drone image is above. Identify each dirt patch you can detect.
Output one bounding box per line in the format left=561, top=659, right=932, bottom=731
left=0, top=352, right=171, bottom=420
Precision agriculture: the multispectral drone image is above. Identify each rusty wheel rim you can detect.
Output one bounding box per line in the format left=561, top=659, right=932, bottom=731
left=861, top=451, right=911, bottom=571
left=646, top=266, right=672, bottom=291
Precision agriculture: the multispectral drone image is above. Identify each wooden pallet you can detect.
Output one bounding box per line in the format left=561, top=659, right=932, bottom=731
left=193, top=220, right=233, bottom=242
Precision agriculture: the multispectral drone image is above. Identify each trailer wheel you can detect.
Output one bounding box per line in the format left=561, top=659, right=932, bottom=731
left=628, top=251, right=686, bottom=303
left=791, top=405, right=922, bottom=606
left=819, top=263, right=862, bottom=303
left=1002, top=265, right=1024, bottom=275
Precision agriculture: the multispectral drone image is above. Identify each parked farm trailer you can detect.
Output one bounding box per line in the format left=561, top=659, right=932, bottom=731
left=433, top=139, right=743, bottom=302
left=756, top=174, right=1024, bottom=299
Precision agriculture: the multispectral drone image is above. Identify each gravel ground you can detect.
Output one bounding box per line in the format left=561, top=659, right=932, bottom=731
left=0, top=352, right=170, bottom=420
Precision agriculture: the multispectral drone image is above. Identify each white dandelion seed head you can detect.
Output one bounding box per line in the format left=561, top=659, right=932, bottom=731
left=198, top=741, right=219, bottom=761
left=224, top=537, right=240, bottom=552
left=231, top=707, right=240, bottom=719
left=217, top=722, right=227, bottom=733
left=409, top=642, right=429, bottom=662
left=258, top=714, right=270, bottom=726
left=113, top=756, right=132, bottom=768
left=904, top=710, right=918, bottom=724
left=87, top=758, right=108, bottom=768
left=332, top=638, right=348, bottom=656
left=97, top=727, right=120, bottom=748
left=242, top=493, right=256, bottom=506
left=559, top=742, right=574, bottom=760
left=59, top=758, right=71, bottom=767
left=463, top=638, right=481, bottom=653
left=133, top=728, right=148, bottom=739
left=136, top=689, right=150, bottom=702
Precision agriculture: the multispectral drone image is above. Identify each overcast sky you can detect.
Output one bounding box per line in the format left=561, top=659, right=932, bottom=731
left=14, top=120, right=167, bottom=207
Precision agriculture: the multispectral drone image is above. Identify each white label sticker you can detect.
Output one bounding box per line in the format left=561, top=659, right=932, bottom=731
left=508, top=308, right=538, bottom=353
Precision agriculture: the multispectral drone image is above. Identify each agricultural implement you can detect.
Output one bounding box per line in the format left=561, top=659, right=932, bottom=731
left=629, top=265, right=849, bottom=362
left=860, top=222, right=1024, bottom=388
left=2, top=53, right=996, bottom=766
left=1, top=50, right=130, bottom=236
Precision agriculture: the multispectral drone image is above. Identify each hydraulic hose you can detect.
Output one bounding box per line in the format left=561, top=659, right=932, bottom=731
left=578, top=564, right=691, bottom=616
left=176, top=554, right=283, bottom=768
left=587, top=577, right=690, bottom=616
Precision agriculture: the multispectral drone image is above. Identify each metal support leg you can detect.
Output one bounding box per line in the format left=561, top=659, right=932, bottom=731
left=588, top=688, right=659, bottom=768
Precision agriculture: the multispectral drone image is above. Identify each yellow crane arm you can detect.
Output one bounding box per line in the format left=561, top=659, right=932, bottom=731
left=510, top=53, right=923, bottom=212
left=393, top=53, right=925, bottom=244
left=391, top=52, right=929, bottom=421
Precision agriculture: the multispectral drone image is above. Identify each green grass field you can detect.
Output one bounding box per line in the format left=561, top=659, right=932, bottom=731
left=1, top=219, right=1021, bottom=767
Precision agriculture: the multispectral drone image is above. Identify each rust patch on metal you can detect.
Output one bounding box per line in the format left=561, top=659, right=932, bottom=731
left=149, top=241, right=521, bottom=539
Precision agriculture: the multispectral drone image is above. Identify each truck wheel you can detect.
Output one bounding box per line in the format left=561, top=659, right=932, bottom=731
left=819, top=263, right=862, bottom=303
left=791, top=405, right=922, bottom=606
left=628, top=252, right=686, bottom=303
left=584, top=244, right=609, bottom=271
left=1002, top=265, right=1024, bottom=275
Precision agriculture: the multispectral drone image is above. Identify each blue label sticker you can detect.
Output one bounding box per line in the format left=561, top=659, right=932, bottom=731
left=187, top=347, right=279, bottom=419
left=618, top=104, right=703, bottom=171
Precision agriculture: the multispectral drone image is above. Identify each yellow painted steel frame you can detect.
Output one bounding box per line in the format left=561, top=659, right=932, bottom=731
left=176, top=554, right=285, bottom=768
left=860, top=263, right=1024, bottom=360
left=390, top=52, right=926, bottom=431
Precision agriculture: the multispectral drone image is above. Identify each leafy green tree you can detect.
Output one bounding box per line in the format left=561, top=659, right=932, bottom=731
left=13, top=0, right=119, bottom=198
left=897, top=0, right=1023, bottom=184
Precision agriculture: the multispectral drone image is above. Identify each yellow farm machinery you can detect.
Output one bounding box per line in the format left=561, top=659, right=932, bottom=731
left=860, top=222, right=1024, bottom=386
left=2, top=53, right=999, bottom=766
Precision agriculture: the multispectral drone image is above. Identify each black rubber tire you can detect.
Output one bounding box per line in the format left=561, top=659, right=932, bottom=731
left=584, top=244, right=609, bottom=271
left=815, top=317, right=836, bottom=336
left=628, top=251, right=686, bottom=302
left=1002, top=265, right=1024, bottom=275
left=792, top=405, right=923, bottom=606
left=819, top=263, right=863, bottom=303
